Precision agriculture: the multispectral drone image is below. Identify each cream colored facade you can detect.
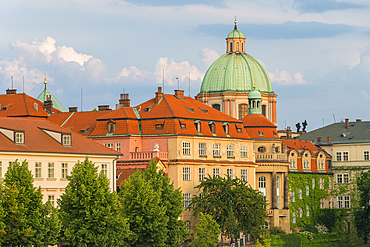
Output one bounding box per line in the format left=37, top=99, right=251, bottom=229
left=167, top=135, right=256, bottom=227
left=0, top=152, right=117, bottom=205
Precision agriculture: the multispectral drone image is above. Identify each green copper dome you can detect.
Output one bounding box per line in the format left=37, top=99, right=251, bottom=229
left=200, top=53, right=274, bottom=95
left=37, top=87, right=67, bottom=112
left=227, top=29, right=245, bottom=38
left=248, top=88, right=262, bottom=99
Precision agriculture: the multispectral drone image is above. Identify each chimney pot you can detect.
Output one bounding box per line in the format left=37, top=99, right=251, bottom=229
left=69, top=107, right=78, bottom=112
left=174, top=90, right=184, bottom=98
left=118, top=93, right=130, bottom=107
left=286, top=127, right=292, bottom=139
left=327, top=137, right=331, bottom=143
left=356, top=119, right=361, bottom=122
left=158, top=87, right=162, bottom=93
left=6, top=88, right=17, bottom=95
left=345, top=118, right=349, bottom=128
left=155, top=87, right=164, bottom=103
left=317, top=137, right=322, bottom=144
left=98, top=105, right=110, bottom=111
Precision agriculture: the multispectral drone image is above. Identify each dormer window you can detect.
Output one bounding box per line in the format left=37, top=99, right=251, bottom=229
left=107, top=121, right=115, bottom=134
left=235, top=124, right=242, bottom=133
left=209, top=122, right=216, bottom=134
left=15, top=132, right=24, bottom=144
left=223, top=123, right=229, bottom=135
left=194, top=121, right=201, bottom=134
left=62, top=134, right=71, bottom=146
left=179, top=120, right=186, bottom=129
left=155, top=124, right=163, bottom=130
left=33, top=103, right=38, bottom=112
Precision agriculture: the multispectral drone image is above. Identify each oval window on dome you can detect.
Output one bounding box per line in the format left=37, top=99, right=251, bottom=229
left=258, top=146, right=266, bottom=153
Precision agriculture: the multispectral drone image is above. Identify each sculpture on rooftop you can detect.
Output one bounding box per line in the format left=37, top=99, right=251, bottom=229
left=296, top=122, right=301, bottom=133
left=302, top=120, right=308, bottom=132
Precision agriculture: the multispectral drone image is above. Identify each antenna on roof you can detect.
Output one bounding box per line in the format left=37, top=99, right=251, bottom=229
left=123, top=87, right=125, bottom=94
left=188, top=73, right=190, bottom=97
left=163, top=69, right=165, bottom=93
left=176, top=77, right=179, bottom=90
left=23, top=75, right=24, bottom=93
left=11, top=75, right=13, bottom=89
left=81, top=87, right=83, bottom=112
left=333, top=114, right=336, bottom=123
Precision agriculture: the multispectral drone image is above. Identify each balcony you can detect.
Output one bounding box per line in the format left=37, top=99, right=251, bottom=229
left=255, top=153, right=287, bottom=161
left=130, top=151, right=168, bottom=161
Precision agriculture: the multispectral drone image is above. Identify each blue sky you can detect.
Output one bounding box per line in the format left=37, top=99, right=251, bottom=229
left=0, top=0, right=369, bottom=131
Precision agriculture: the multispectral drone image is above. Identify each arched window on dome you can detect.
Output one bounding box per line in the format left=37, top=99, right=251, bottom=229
left=238, top=104, right=248, bottom=120
left=236, top=42, right=239, bottom=52
left=253, top=101, right=256, bottom=108
left=242, top=42, right=244, bottom=52
left=257, top=101, right=260, bottom=108
left=262, top=105, right=266, bottom=117
left=230, top=42, right=233, bottom=53
left=212, top=104, right=220, bottom=111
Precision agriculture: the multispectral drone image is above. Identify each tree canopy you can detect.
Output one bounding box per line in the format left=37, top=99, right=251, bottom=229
left=354, top=170, right=370, bottom=244
left=58, top=157, right=129, bottom=246
left=189, top=212, right=221, bottom=247
left=190, top=175, right=268, bottom=239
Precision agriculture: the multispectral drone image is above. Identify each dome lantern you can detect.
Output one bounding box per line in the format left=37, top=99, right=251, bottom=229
left=226, top=17, right=245, bottom=53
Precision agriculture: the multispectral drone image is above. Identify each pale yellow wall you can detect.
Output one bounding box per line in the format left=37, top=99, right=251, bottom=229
left=0, top=152, right=118, bottom=205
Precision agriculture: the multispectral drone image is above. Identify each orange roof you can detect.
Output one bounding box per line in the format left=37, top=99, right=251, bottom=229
left=0, top=93, right=61, bottom=118
left=243, top=114, right=278, bottom=139
left=0, top=117, right=120, bottom=156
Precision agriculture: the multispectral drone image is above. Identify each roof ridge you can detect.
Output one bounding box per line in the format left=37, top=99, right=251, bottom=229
left=23, top=94, right=30, bottom=116
left=163, top=95, right=176, bottom=118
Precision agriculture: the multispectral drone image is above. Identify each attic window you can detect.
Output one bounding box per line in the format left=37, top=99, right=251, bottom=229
left=184, top=106, right=194, bottom=112
left=209, top=122, right=216, bottom=134
left=145, top=108, right=150, bottom=112
left=194, top=121, right=201, bottom=133
left=235, top=125, right=242, bottom=133
left=222, top=123, right=229, bottom=135
left=180, top=123, right=186, bottom=129
left=258, top=130, right=264, bottom=136
left=33, top=103, right=38, bottom=112
left=156, top=124, right=164, bottom=130
left=273, top=131, right=278, bottom=137
left=107, top=122, right=115, bottom=134
left=15, top=132, right=24, bottom=144
left=62, top=134, right=71, bottom=146
left=198, top=107, right=208, bottom=114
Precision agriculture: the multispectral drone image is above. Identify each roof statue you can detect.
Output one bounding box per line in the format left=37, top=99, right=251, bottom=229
left=296, top=122, right=301, bottom=133
left=37, top=72, right=67, bottom=112
left=302, top=120, right=308, bottom=132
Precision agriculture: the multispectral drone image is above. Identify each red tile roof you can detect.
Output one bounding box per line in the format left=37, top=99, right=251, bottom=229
left=0, top=117, right=121, bottom=156
left=243, top=114, right=279, bottom=139
left=0, top=93, right=61, bottom=118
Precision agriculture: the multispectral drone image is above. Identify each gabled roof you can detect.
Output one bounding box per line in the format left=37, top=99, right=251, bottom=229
left=0, top=117, right=120, bottom=156
left=242, top=114, right=279, bottom=139
left=299, top=121, right=370, bottom=145
left=0, top=93, right=61, bottom=118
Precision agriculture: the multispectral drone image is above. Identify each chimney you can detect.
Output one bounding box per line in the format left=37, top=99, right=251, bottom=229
left=6, top=88, right=17, bottom=95
left=44, top=95, right=53, bottom=113
left=327, top=137, right=331, bottom=143
left=294, top=136, right=299, bottom=140
left=345, top=118, right=349, bottom=128
left=317, top=137, right=322, bottom=144
left=98, top=105, right=110, bottom=111
left=174, top=89, right=184, bottom=98
left=69, top=107, right=78, bottom=112
left=356, top=119, right=362, bottom=122
left=119, top=93, right=130, bottom=107
left=286, top=126, right=292, bottom=139
left=155, top=87, right=163, bottom=103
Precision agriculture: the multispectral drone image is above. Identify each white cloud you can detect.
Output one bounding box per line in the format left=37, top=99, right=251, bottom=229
left=269, top=69, right=309, bottom=85
left=200, top=48, right=219, bottom=68
left=360, top=90, right=369, bottom=99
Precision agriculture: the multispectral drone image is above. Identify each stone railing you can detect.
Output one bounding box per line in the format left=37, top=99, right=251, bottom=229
left=130, top=151, right=168, bottom=160
left=255, top=153, right=287, bottom=161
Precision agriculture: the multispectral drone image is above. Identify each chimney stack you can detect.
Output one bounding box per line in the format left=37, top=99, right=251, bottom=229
left=327, top=137, right=331, bottom=143
left=69, top=107, right=78, bottom=112
left=6, top=88, right=17, bottom=95
left=155, top=87, right=163, bottom=103
left=98, top=105, right=110, bottom=111
left=44, top=95, right=53, bottom=113
left=174, top=89, right=184, bottom=98
left=317, top=137, right=322, bottom=144
left=116, top=93, right=130, bottom=109
left=356, top=119, right=362, bottom=122
left=286, top=126, right=292, bottom=139
left=345, top=118, right=349, bottom=128
left=294, top=136, right=299, bottom=140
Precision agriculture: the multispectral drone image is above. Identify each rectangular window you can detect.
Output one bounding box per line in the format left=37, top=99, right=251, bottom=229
left=186, top=221, right=191, bottom=231
left=101, top=164, right=107, bottom=176
left=343, top=152, right=349, bottom=161
left=62, top=134, right=71, bottom=146
left=183, top=167, right=191, bottom=181
left=48, top=195, right=55, bottom=207
left=329, top=178, right=332, bottom=189
left=241, top=169, right=248, bottom=182
left=337, top=196, right=343, bottom=208
left=183, top=193, right=191, bottom=208
left=312, top=178, right=315, bottom=189
left=199, top=168, right=206, bottom=181
left=344, top=196, right=350, bottom=209
left=182, top=142, right=191, bottom=155
left=365, top=151, right=370, bottom=161
left=292, top=212, right=296, bottom=224
left=277, top=195, right=280, bottom=209
left=199, top=143, right=207, bottom=157
left=336, top=152, right=342, bottom=161
left=337, top=174, right=343, bottom=184
left=116, top=143, right=121, bottom=152
left=15, top=132, right=24, bottom=144
left=329, top=198, right=332, bottom=208
left=61, top=163, right=68, bottom=179
left=292, top=191, right=295, bottom=202
left=307, top=160, right=310, bottom=168
left=213, top=168, right=220, bottom=177
left=105, top=143, right=113, bottom=149
left=343, top=174, right=349, bottom=183
left=48, top=163, right=54, bottom=178
left=35, top=162, right=41, bottom=178
left=0, top=161, right=2, bottom=177
left=213, top=144, right=220, bottom=157
left=240, top=145, right=248, bottom=158
left=227, top=145, right=234, bottom=158
left=319, top=178, right=323, bottom=189
left=306, top=205, right=309, bottom=216
left=227, top=168, right=234, bottom=179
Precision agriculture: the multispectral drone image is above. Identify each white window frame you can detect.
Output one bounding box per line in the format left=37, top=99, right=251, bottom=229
left=240, top=145, right=248, bottom=158
left=15, top=132, right=24, bottom=144
left=213, top=168, right=220, bottom=177
left=199, top=143, right=207, bottom=157
left=337, top=174, right=343, bottom=184
left=306, top=185, right=309, bottom=196
left=364, top=151, right=370, bottom=161
left=182, top=142, right=191, bottom=155
left=227, top=144, right=234, bottom=158
left=48, top=163, right=54, bottom=178
left=48, top=195, right=55, bottom=207
left=312, top=178, right=315, bottom=189
left=343, top=151, right=349, bottom=161
left=344, top=196, right=350, bottom=208
left=183, top=167, right=191, bottom=181
left=329, top=178, right=332, bottom=189
left=306, top=205, right=309, bottom=216
left=101, top=164, right=107, bottom=176
left=116, top=143, right=121, bottom=152
left=105, top=143, right=113, bottom=149
left=199, top=168, right=206, bottom=181
left=183, top=193, right=191, bottom=208
left=259, top=176, right=266, bottom=188
left=227, top=168, right=234, bottom=179
left=299, top=188, right=302, bottom=199
left=61, top=163, right=68, bottom=179
left=292, top=212, right=296, bottom=224
left=336, top=152, right=342, bottom=161
left=213, top=144, right=220, bottom=157
left=292, top=191, right=295, bottom=202
left=62, top=134, right=71, bottom=146
left=343, top=173, right=349, bottom=183
left=241, top=169, right=248, bottom=182
left=299, top=208, right=303, bottom=218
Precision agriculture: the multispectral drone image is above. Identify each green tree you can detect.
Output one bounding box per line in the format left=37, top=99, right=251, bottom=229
left=190, top=175, right=268, bottom=241
left=189, top=212, right=220, bottom=247
left=2, top=160, right=60, bottom=246
left=354, top=170, right=370, bottom=244
left=141, top=159, right=188, bottom=246
left=58, top=157, right=129, bottom=246
left=119, top=166, right=169, bottom=247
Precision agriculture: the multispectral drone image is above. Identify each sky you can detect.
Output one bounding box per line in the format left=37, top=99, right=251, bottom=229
left=0, top=0, right=369, bottom=132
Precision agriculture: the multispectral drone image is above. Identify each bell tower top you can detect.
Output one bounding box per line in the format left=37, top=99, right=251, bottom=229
left=226, top=17, right=246, bottom=53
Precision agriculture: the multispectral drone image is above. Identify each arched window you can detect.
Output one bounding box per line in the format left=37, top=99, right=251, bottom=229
left=299, top=188, right=302, bottom=199
left=238, top=104, right=248, bottom=120
left=259, top=176, right=266, bottom=188
left=236, top=42, right=239, bottom=52
left=242, top=43, right=244, bottom=52
left=306, top=185, right=309, bottom=195
left=257, top=101, right=260, bottom=108
left=262, top=105, right=266, bottom=116
left=253, top=101, right=256, bottom=108
left=230, top=42, right=233, bottom=52
left=212, top=104, right=220, bottom=111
